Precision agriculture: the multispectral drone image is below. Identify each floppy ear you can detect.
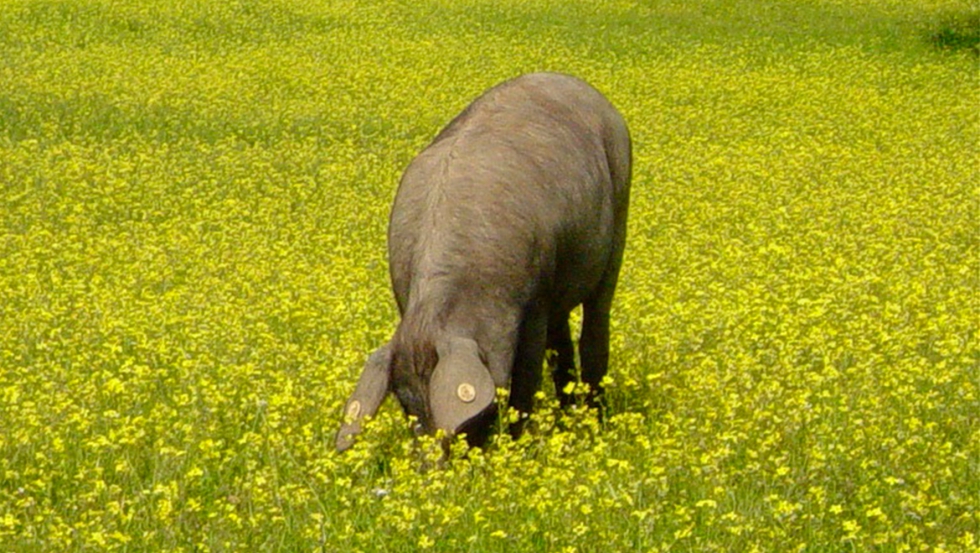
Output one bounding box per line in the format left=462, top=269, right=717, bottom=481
left=429, top=337, right=495, bottom=436
left=335, top=343, right=392, bottom=452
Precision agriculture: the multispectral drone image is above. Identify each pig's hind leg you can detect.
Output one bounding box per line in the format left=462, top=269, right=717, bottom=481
left=548, top=314, right=577, bottom=409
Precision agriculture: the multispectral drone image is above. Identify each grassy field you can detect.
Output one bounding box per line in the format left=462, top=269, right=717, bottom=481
left=1, top=0, right=977, bottom=551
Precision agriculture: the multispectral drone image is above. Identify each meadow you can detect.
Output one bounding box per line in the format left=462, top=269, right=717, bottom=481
left=1, top=0, right=977, bottom=551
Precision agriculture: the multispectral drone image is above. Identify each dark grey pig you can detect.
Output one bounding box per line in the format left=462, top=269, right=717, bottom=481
left=336, top=72, right=631, bottom=451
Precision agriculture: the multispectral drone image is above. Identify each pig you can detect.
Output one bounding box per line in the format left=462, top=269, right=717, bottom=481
left=336, top=72, right=631, bottom=451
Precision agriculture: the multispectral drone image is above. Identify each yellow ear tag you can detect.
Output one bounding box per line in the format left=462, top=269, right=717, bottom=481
left=457, top=383, right=476, bottom=403
left=345, top=400, right=362, bottom=421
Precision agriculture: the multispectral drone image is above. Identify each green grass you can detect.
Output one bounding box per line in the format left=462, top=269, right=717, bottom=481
left=1, top=0, right=977, bottom=551
left=928, top=8, right=980, bottom=54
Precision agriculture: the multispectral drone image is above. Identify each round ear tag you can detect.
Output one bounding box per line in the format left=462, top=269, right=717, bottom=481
left=457, top=383, right=476, bottom=403
left=345, top=400, right=362, bottom=420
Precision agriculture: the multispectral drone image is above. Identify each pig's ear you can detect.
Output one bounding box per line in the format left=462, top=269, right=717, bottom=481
left=335, top=343, right=392, bottom=452
left=429, top=337, right=495, bottom=436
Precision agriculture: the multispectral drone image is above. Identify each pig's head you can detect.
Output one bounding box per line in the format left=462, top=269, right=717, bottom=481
left=335, top=336, right=496, bottom=452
